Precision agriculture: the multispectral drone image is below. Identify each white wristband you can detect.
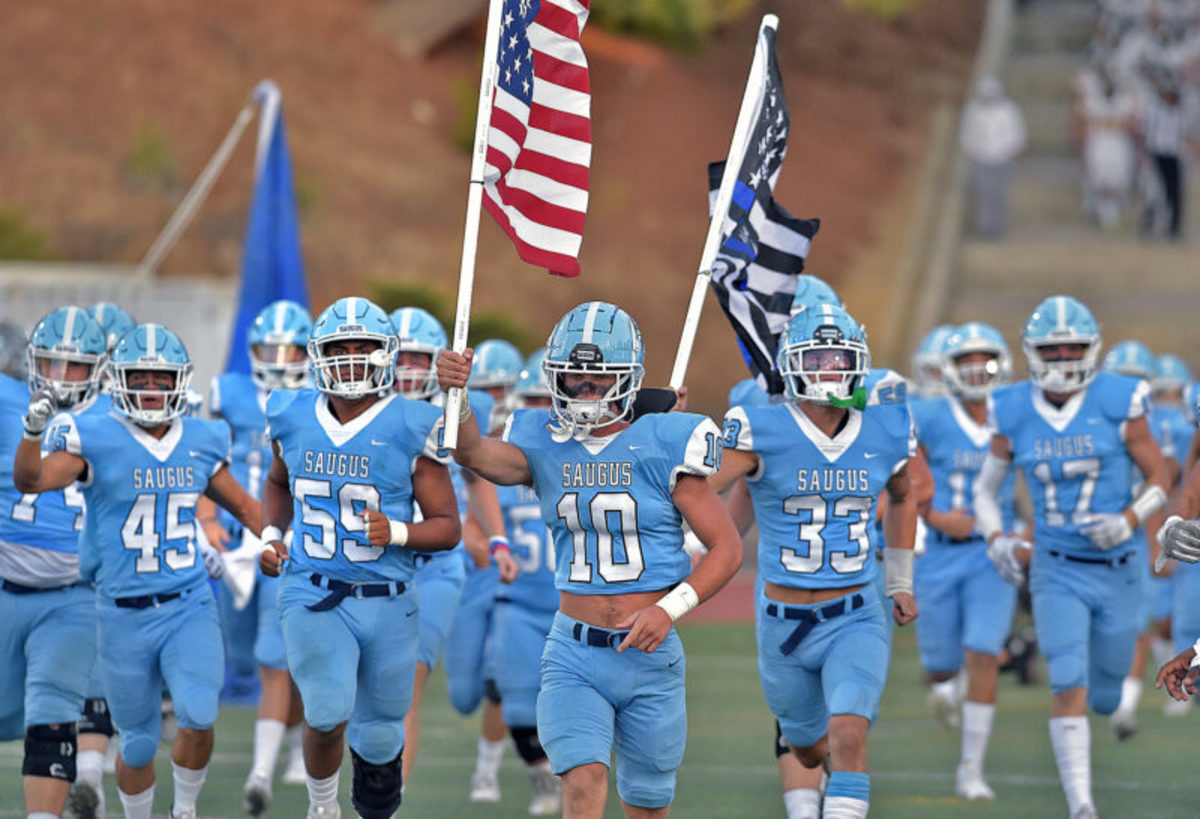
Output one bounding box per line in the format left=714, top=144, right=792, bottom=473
left=1191, top=637, right=1200, bottom=670
left=458, top=389, right=473, bottom=423
left=655, top=581, right=700, bottom=622
left=388, top=520, right=409, bottom=547
left=261, top=525, right=285, bottom=545
left=1131, top=484, right=1168, bottom=524
left=883, top=548, right=914, bottom=597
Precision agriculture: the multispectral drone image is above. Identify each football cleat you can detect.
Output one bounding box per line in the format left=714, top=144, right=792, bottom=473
left=527, top=761, right=562, bottom=816
left=1109, top=707, right=1138, bottom=741
left=927, top=682, right=961, bottom=730
left=469, top=769, right=502, bottom=803
left=955, top=763, right=995, bottom=801
left=305, top=804, right=341, bottom=819
left=66, top=779, right=104, bottom=818
left=244, top=771, right=273, bottom=816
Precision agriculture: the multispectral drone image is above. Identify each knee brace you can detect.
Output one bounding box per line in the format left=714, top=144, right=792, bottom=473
left=351, top=746, right=403, bottom=819
left=510, top=725, right=546, bottom=765
left=23, top=723, right=77, bottom=781
left=485, top=678, right=502, bottom=705
left=78, top=698, right=114, bottom=738
left=773, top=720, right=789, bottom=759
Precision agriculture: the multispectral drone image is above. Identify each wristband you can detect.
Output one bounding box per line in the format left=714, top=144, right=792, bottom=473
left=883, top=548, right=914, bottom=597
left=1131, top=484, right=1168, bottom=524
left=22, top=428, right=42, bottom=442
left=388, top=520, right=409, bottom=547
left=655, top=581, right=700, bottom=622
left=261, top=525, right=285, bottom=545
left=1191, top=637, right=1200, bottom=670
left=488, top=536, right=510, bottom=556
left=458, top=389, right=473, bottom=423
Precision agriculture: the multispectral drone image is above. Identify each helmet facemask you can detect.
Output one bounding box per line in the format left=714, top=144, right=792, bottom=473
left=778, top=336, right=870, bottom=405
left=250, top=343, right=309, bottom=391
left=544, top=345, right=644, bottom=438
left=1024, top=339, right=1099, bottom=394
left=310, top=335, right=397, bottom=399
left=944, top=346, right=1010, bottom=402
left=112, top=364, right=192, bottom=426
left=394, top=347, right=438, bottom=400
left=27, top=346, right=103, bottom=409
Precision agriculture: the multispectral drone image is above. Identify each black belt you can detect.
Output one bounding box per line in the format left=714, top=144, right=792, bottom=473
left=115, top=591, right=181, bottom=609
left=766, top=594, right=866, bottom=656
left=1048, top=549, right=1133, bottom=567
left=570, top=621, right=630, bottom=649
left=306, top=573, right=406, bottom=612
left=495, top=595, right=513, bottom=604
left=2, top=579, right=83, bottom=595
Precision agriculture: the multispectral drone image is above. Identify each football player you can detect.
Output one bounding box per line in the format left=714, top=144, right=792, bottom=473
left=713, top=303, right=919, bottom=819
left=14, top=323, right=263, bottom=819
left=1, top=307, right=107, bottom=819
left=198, top=299, right=313, bottom=814
left=911, top=322, right=1016, bottom=800
left=258, top=297, right=460, bottom=819
left=976, top=296, right=1169, bottom=818
left=437, top=301, right=742, bottom=818
left=911, top=325, right=956, bottom=399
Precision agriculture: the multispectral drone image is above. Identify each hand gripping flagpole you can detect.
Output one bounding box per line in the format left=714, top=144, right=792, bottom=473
left=444, top=0, right=506, bottom=449
left=669, top=14, right=778, bottom=390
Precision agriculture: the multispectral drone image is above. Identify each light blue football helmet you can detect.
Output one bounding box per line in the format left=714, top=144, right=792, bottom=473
left=1102, top=339, right=1155, bottom=381
left=390, top=307, right=447, bottom=400
left=911, top=325, right=956, bottom=398
left=777, top=303, right=871, bottom=404
left=513, top=348, right=551, bottom=405
left=941, top=322, right=1011, bottom=402
left=1153, top=354, right=1193, bottom=395
left=27, top=306, right=108, bottom=408
left=309, top=297, right=397, bottom=399
left=470, top=338, right=525, bottom=432
left=86, top=302, right=136, bottom=352
left=789, top=275, right=843, bottom=316
left=544, top=302, right=645, bottom=437
left=1022, top=295, right=1102, bottom=393
left=110, top=324, right=193, bottom=426
left=248, top=299, right=313, bottom=390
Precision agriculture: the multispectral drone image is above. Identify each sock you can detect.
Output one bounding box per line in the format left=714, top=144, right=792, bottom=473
left=252, top=719, right=287, bottom=779
left=307, top=771, right=339, bottom=807
left=931, top=678, right=958, bottom=702
left=286, top=723, right=304, bottom=752
left=960, top=701, right=995, bottom=772
left=1049, top=716, right=1092, bottom=814
left=1116, top=676, right=1143, bottom=716
left=474, top=737, right=506, bottom=776
left=823, top=771, right=869, bottom=818
left=783, top=787, right=821, bottom=819
left=28, top=813, right=58, bottom=819
left=118, top=784, right=155, bottom=819
left=1152, top=635, right=1174, bottom=668
left=77, top=748, right=105, bottom=787
left=172, top=761, right=207, bottom=814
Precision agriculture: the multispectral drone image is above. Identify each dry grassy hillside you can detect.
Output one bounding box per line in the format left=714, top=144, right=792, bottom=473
left=0, top=0, right=983, bottom=411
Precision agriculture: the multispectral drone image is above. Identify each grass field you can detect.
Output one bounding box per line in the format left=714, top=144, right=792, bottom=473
left=3, top=623, right=1198, bottom=817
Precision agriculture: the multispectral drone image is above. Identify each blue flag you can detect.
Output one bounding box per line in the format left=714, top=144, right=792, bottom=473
left=225, top=81, right=308, bottom=374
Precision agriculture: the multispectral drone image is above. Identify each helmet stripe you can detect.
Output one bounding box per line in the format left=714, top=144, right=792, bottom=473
left=93, top=303, right=107, bottom=324
left=273, top=303, right=286, bottom=334
left=146, top=323, right=157, bottom=357
left=347, top=298, right=358, bottom=326
left=62, top=306, right=78, bottom=345
left=581, top=302, right=601, bottom=344
left=1055, top=296, right=1067, bottom=331
left=398, top=309, right=412, bottom=339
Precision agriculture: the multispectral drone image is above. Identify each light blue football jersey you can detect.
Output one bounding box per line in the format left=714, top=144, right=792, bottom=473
left=723, top=401, right=915, bottom=589
left=209, top=372, right=271, bottom=531
left=864, top=368, right=909, bottom=407
left=46, top=411, right=231, bottom=597
left=422, top=389, right=493, bottom=566
left=987, top=372, right=1147, bottom=557
left=1150, top=404, right=1192, bottom=474
left=0, top=375, right=94, bottom=554
left=267, top=388, right=446, bottom=583
left=912, top=396, right=1015, bottom=540
left=497, top=482, right=557, bottom=612
left=503, top=409, right=722, bottom=595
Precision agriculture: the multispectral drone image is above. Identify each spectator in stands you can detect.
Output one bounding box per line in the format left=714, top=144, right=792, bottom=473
left=1139, top=65, right=1195, bottom=239
left=1075, top=59, right=1138, bottom=228
left=960, top=76, right=1028, bottom=239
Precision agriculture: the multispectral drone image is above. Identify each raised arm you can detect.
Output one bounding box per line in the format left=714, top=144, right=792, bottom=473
left=14, top=401, right=87, bottom=493
left=437, top=349, right=533, bottom=486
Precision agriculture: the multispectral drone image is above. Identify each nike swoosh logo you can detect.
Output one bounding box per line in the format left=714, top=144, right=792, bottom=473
left=864, top=452, right=880, bottom=459
left=668, top=657, right=681, bottom=668
left=189, top=450, right=203, bottom=457
left=629, top=445, right=645, bottom=451
left=371, top=439, right=387, bottom=446
left=405, top=610, right=417, bottom=618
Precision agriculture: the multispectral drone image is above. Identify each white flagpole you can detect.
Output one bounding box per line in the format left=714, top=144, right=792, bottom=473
left=669, top=13, right=778, bottom=389
left=443, top=0, right=506, bottom=449
left=136, top=94, right=260, bottom=278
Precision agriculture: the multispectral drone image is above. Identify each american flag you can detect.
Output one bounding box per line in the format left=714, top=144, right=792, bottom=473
left=482, top=0, right=592, bottom=278
left=706, top=25, right=820, bottom=394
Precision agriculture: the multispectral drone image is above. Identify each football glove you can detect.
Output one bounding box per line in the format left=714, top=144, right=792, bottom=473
left=1158, top=516, right=1200, bottom=564
left=987, top=534, right=1031, bottom=585
left=1079, top=512, right=1133, bottom=551
left=22, top=389, right=56, bottom=438
left=199, top=542, right=226, bottom=579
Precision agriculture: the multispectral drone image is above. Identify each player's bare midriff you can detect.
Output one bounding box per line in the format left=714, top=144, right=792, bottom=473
left=764, top=580, right=866, bottom=605
left=560, top=589, right=666, bottom=629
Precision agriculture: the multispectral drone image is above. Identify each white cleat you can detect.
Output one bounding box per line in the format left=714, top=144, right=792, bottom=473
left=243, top=771, right=273, bottom=816
left=305, top=802, right=341, bottom=819
left=1163, top=696, right=1191, bottom=719
left=1110, top=708, right=1138, bottom=741
left=282, top=747, right=307, bottom=785
left=927, top=688, right=960, bottom=730
left=528, top=763, right=562, bottom=816
left=954, top=764, right=995, bottom=801
left=470, top=769, right=502, bottom=803
left=168, top=809, right=197, bottom=819
left=1070, top=803, right=1098, bottom=819
left=66, top=779, right=105, bottom=818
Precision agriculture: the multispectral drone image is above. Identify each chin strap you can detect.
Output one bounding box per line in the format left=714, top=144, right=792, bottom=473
left=828, top=386, right=868, bottom=411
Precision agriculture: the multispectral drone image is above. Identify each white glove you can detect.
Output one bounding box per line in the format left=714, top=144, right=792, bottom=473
left=22, top=388, right=56, bottom=437
left=199, top=542, right=226, bottom=579
left=1158, top=515, right=1200, bottom=564
left=987, top=534, right=1031, bottom=586
left=1078, top=512, right=1133, bottom=551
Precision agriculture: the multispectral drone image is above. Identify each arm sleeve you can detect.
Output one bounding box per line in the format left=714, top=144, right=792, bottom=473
left=973, top=450, right=1010, bottom=541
